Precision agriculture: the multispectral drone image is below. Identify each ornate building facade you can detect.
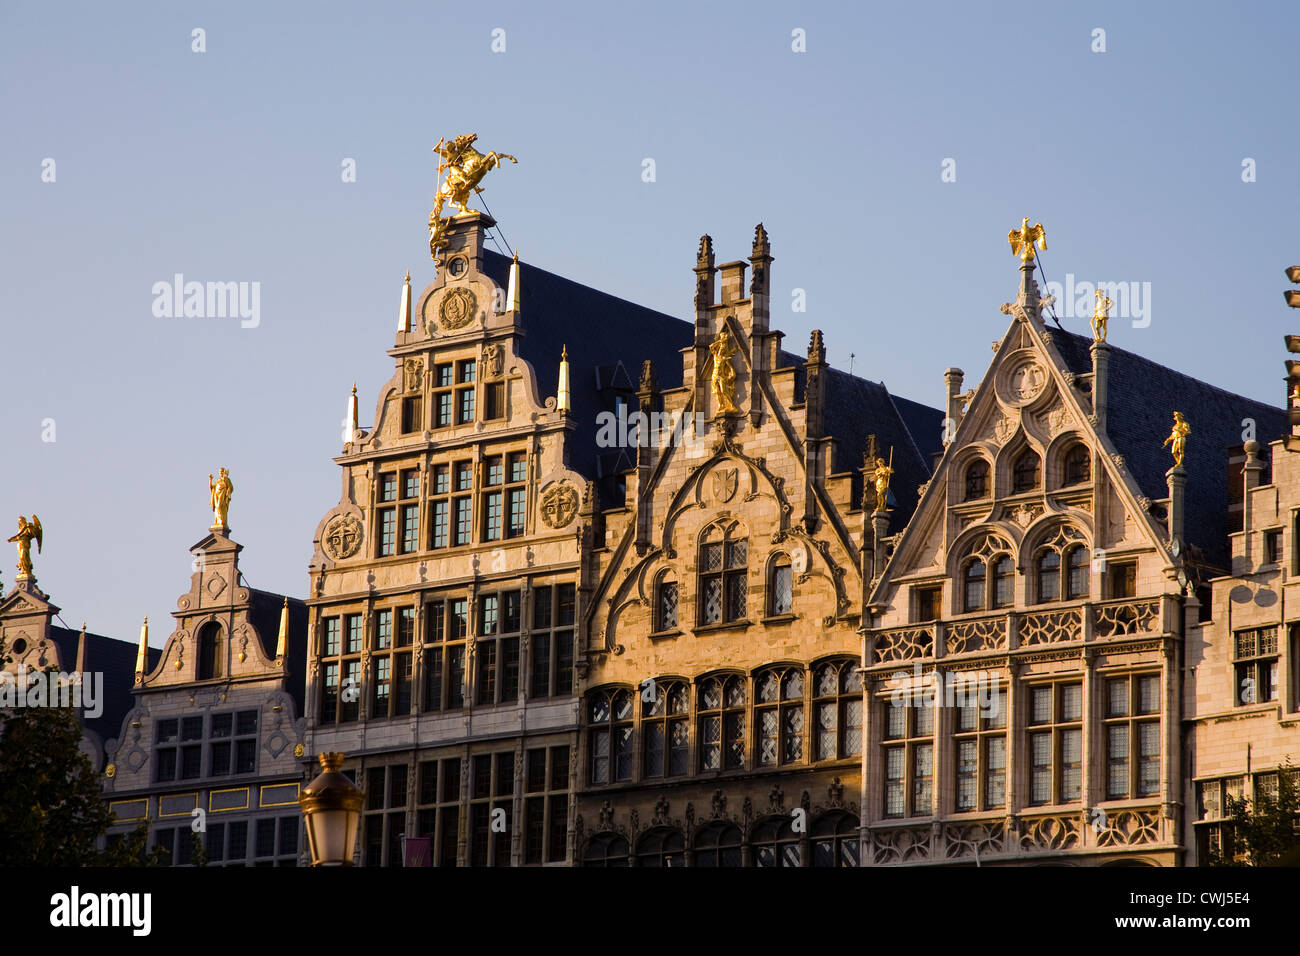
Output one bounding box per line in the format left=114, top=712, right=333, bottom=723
left=302, top=212, right=693, bottom=865
left=98, top=523, right=311, bottom=866
left=572, top=229, right=941, bottom=866
left=7, top=184, right=1300, bottom=870
left=860, top=257, right=1285, bottom=866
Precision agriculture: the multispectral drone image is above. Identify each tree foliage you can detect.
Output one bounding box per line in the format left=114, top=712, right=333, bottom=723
left=1207, top=758, right=1300, bottom=867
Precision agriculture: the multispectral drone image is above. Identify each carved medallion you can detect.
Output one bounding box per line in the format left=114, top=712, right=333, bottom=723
left=206, top=574, right=227, bottom=599
left=540, top=483, right=579, bottom=529
left=438, top=287, right=478, bottom=331
left=323, top=514, right=364, bottom=560
left=1010, top=362, right=1046, bottom=401
left=711, top=467, right=738, bottom=503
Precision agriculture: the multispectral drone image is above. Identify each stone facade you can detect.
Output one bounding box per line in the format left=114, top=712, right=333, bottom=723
left=1184, top=424, right=1300, bottom=862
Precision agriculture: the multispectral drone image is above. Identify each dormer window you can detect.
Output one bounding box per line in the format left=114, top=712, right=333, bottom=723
left=964, top=460, right=989, bottom=501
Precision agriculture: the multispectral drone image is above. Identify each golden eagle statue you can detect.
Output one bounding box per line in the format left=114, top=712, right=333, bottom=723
left=1008, top=218, right=1047, bottom=262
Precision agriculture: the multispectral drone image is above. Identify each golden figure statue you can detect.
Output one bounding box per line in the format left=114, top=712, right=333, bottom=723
left=871, top=448, right=894, bottom=512
left=1008, top=218, right=1047, bottom=262
left=209, top=467, right=234, bottom=530
left=1092, top=289, right=1112, bottom=343
left=709, top=326, right=741, bottom=414
left=1162, top=412, right=1190, bottom=469
left=432, top=133, right=517, bottom=218
left=8, top=515, right=42, bottom=579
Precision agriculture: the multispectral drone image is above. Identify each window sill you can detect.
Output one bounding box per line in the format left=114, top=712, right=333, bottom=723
left=693, top=619, right=753, bottom=637
left=760, top=613, right=797, bottom=626
left=649, top=628, right=683, bottom=641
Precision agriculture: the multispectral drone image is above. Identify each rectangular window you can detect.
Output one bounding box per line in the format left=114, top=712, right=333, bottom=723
left=422, top=598, right=468, bottom=712
left=1026, top=680, right=1083, bottom=806
left=881, top=700, right=934, bottom=819
left=952, top=685, right=1006, bottom=812
left=1265, top=529, right=1283, bottom=565
left=484, top=381, right=505, bottom=421
left=467, top=750, right=513, bottom=866
left=1109, top=561, right=1137, bottom=599
left=379, top=508, right=396, bottom=557
left=916, top=586, right=941, bottom=623
left=1235, top=627, right=1279, bottom=705
left=456, top=360, right=477, bottom=424
left=319, top=614, right=364, bottom=725
left=528, top=584, right=576, bottom=699
left=476, top=591, right=521, bottom=706
left=1104, top=673, right=1162, bottom=799
left=401, top=396, right=422, bottom=433
left=433, top=363, right=455, bottom=428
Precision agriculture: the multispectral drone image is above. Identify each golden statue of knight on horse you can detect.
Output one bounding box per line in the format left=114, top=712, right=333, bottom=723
left=428, top=133, right=516, bottom=263
left=432, top=133, right=516, bottom=219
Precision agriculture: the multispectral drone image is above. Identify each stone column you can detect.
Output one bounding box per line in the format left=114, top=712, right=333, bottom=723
left=1166, top=466, right=1186, bottom=546
left=1090, top=341, right=1110, bottom=433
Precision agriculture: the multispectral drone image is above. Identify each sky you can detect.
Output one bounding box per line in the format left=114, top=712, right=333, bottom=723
left=2, top=0, right=1297, bottom=644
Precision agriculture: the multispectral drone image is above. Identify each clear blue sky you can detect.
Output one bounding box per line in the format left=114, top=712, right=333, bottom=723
left=2, top=0, right=1297, bottom=645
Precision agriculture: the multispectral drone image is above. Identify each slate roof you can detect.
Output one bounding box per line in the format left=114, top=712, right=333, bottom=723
left=46, top=627, right=161, bottom=748
left=481, top=251, right=694, bottom=485
left=820, top=367, right=944, bottom=533
left=1051, top=329, right=1287, bottom=570
left=245, top=588, right=310, bottom=712
left=479, top=250, right=943, bottom=527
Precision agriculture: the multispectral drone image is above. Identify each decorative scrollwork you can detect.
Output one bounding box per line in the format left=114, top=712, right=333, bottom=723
left=946, top=616, right=1006, bottom=654
left=1020, top=608, right=1082, bottom=645
left=872, top=826, right=931, bottom=865
left=1019, top=814, right=1080, bottom=852
left=874, top=626, right=934, bottom=663
left=944, top=822, right=1006, bottom=860
left=1095, top=809, right=1161, bottom=847
left=1094, top=600, right=1159, bottom=638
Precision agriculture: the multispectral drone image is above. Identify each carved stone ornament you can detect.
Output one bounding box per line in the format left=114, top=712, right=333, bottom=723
left=404, top=359, right=423, bottom=392
left=1010, top=361, right=1046, bottom=402
left=438, top=287, right=478, bottom=331
left=482, top=342, right=504, bottom=377
left=540, top=483, right=579, bottom=529
left=323, top=514, right=364, bottom=560
left=711, top=466, right=739, bottom=503
left=993, top=414, right=1017, bottom=445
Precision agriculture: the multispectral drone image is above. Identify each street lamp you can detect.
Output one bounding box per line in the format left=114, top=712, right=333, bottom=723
left=298, top=752, right=363, bottom=866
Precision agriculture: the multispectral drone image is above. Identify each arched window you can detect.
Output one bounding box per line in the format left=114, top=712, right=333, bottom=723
left=642, top=680, right=689, bottom=778
left=813, top=659, right=862, bottom=761
left=768, top=555, right=793, bottom=616
left=752, top=817, right=801, bottom=867
left=756, top=666, right=804, bottom=767
left=1036, top=550, right=1061, bottom=603
left=583, top=833, right=629, bottom=867
left=991, top=555, right=1015, bottom=609
left=1013, top=449, right=1041, bottom=493
left=693, top=822, right=743, bottom=867
left=964, top=559, right=987, bottom=612
left=699, top=523, right=748, bottom=625
left=1063, top=444, right=1091, bottom=486
left=197, top=622, right=223, bottom=681
left=635, top=827, right=684, bottom=867
left=655, top=572, right=678, bottom=632
left=964, top=459, right=989, bottom=501
left=811, top=812, right=860, bottom=868
left=588, top=689, right=634, bottom=785
left=699, top=675, right=746, bottom=771
left=1066, top=545, right=1090, bottom=599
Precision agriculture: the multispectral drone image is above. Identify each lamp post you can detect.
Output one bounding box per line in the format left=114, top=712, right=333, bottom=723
left=298, top=752, right=363, bottom=866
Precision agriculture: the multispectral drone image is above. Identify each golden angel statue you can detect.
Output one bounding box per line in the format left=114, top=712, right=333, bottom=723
left=1008, top=218, right=1047, bottom=262
left=8, top=514, right=42, bottom=579
left=1092, top=289, right=1112, bottom=343
left=209, top=467, right=234, bottom=530
left=1162, top=412, right=1190, bottom=469
left=709, top=326, right=741, bottom=415
left=432, top=133, right=517, bottom=219
left=871, top=449, right=894, bottom=512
